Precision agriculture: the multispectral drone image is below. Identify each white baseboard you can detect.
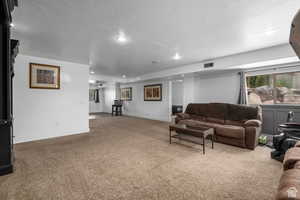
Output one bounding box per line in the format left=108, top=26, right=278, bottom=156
left=124, top=112, right=170, bottom=122
left=14, top=128, right=90, bottom=144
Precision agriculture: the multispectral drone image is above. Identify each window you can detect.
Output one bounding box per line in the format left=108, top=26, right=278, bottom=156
left=247, top=72, right=300, bottom=105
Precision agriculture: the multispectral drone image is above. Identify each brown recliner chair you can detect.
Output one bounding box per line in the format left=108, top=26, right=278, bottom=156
left=175, top=103, right=262, bottom=150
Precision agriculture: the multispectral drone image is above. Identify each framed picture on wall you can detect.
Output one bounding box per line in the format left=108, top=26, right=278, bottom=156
left=121, top=87, right=132, bottom=101
left=144, top=84, right=162, bottom=101
left=29, top=63, right=60, bottom=89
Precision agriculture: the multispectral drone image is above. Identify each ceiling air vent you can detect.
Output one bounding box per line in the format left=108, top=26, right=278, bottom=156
left=204, top=62, right=214, bottom=68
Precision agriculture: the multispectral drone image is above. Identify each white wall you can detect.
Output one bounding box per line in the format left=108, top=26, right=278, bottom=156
left=115, top=82, right=121, bottom=100
left=14, top=55, right=89, bottom=143
left=90, top=82, right=119, bottom=114
left=183, top=74, right=195, bottom=110
left=121, top=80, right=171, bottom=121
left=119, top=71, right=240, bottom=121
left=172, top=81, right=183, bottom=105
left=89, top=88, right=104, bottom=113
left=193, top=71, right=240, bottom=104
left=103, top=84, right=116, bottom=113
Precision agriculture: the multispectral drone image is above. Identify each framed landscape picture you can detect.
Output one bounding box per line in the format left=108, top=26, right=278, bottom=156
left=144, top=84, right=162, bottom=101
left=29, top=63, right=60, bottom=89
left=121, top=87, right=132, bottom=101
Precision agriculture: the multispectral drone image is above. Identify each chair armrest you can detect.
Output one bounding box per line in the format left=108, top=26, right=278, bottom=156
left=244, top=119, right=262, bottom=127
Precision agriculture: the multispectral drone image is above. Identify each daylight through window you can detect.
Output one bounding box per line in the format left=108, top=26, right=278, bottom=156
left=246, top=72, right=300, bottom=105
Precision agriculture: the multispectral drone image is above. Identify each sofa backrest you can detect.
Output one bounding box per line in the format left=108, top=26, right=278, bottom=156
left=185, top=103, right=207, bottom=115
left=205, top=103, right=227, bottom=119
left=226, top=103, right=259, bottom=121
left=185, top=103, right=260, bottom=122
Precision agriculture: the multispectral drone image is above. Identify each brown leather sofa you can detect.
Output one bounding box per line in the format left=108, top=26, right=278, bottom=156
left=276, top=142, right=300, bottom=200
left=175, top=103, right=262, bottom=150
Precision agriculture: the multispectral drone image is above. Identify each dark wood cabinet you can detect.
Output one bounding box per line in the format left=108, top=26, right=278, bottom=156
left=0, top=0, right=18, bottom=176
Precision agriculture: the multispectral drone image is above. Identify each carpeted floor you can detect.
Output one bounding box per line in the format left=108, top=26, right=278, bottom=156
left=0, top=114, right=282, bottom=200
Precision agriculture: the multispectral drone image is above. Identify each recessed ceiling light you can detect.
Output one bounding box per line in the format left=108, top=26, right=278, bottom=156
left=122, top=75, right=126, bottom=78
left=89, top=80, right=96, bottom=84
left=10, top=23, right=15, bottom=28
left=172, top=53, right=182, bottom=60
left=90, top=71, right=95, bottom=74
left=116, top=31, right=129, bottom=44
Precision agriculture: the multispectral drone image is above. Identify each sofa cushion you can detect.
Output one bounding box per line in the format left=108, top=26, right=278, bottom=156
left=227, top=104, right=258, bottom=121
left=215, top=125, right=245, bottom=139
left=189, top=114, right=206, bottom=121
left=207, top=117, right=224, bottom=124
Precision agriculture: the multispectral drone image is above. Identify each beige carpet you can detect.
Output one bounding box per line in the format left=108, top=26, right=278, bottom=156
left=0, top=114, right=282, bottom=200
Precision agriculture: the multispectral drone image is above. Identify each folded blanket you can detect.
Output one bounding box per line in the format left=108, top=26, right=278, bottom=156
left=284, top=147, right=300, bottom=171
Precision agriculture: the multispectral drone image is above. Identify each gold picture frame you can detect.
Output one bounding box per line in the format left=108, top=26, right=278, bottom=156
left=121, top=87, right=132, bottom=101
left=144, top=84, right=162, bottom=101
left=29, top=63, right=60, bottom=89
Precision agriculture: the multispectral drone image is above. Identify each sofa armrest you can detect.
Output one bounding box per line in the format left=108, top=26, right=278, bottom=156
left=295, top=141, right=300, bottom=148
left=175, top=113, right=190, bottom=124
left=244, top=119, right=262, bottom=127
left=245, top=126, right=261, bottom=150
left=176, top=113, right=190, bottom=120
left=283, top=147, right=300, bottom=171
left=276, top=169, right=300, bottom=200
left=176, top=113, right=190, bottom=119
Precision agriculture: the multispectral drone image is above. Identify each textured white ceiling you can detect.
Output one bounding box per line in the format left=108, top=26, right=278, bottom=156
left=12, top=0, right=300, bottom=78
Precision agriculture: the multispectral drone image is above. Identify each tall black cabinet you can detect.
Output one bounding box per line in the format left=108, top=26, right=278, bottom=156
left=0, top=0, right=18, bottom=176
